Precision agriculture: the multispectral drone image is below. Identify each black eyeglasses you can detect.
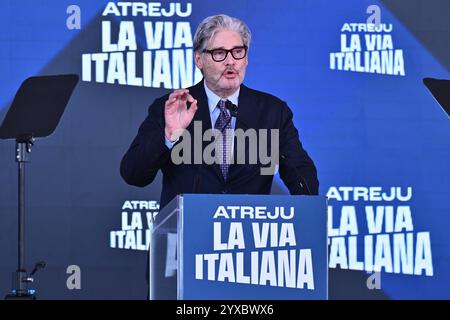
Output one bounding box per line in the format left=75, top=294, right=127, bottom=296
left=203, top=46, right=248, bottom=62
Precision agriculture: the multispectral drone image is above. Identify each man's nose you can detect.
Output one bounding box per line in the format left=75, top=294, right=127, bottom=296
left=224, top=52, right=236, bottom=65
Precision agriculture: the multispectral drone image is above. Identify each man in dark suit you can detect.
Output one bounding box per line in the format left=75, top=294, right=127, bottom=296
left=120, top=14, right=319, bottom=209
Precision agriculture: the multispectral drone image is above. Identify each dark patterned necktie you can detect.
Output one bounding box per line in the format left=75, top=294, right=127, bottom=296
left=214, top=100, right=232, bottom=180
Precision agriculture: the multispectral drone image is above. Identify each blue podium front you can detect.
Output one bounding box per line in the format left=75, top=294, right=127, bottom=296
left=150, top=194, right=328, bottom=300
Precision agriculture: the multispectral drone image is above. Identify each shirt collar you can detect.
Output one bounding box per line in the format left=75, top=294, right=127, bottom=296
left=203, top=81, right=240, bottom=114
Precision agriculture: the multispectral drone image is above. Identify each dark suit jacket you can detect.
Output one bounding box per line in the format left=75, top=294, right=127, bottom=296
left=120, top=80, right=319, bottom=208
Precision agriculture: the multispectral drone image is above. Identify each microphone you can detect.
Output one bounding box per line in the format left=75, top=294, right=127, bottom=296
left=280, top=154, right=311, bottom=195
left=218, top=100, right=237, bottom=133
left=222, top=100, right=251, bottom=131
left=225, top=100, right=238, bottom=117
left=30, top=261, right=46, bottom=276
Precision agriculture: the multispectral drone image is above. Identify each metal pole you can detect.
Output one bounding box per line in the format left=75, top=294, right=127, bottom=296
left=19, top=161, right=25, bottom=272
left=15, top=141, right=31, bottom=295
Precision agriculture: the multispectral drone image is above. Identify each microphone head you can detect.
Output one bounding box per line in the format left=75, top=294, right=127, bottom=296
left=225, top=100, right=238, bottom=117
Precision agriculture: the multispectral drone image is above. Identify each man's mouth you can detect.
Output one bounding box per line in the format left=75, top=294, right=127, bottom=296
left=223, top=69, right=238, bottom=78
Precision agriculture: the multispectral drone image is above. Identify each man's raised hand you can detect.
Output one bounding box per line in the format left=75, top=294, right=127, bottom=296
left=164, top=89, right=198, bottom=141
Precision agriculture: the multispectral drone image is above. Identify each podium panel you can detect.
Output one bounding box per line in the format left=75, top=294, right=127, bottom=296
left=150, top=194, right=328, bottom=300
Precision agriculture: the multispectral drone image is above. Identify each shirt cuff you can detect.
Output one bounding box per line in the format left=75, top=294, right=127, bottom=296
left=164, top=136, right=178, bottom=149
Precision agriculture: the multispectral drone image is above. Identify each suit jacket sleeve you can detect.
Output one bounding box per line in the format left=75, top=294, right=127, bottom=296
left=120, top=96, right=171, bottom=187
left=278, top=102, right=319, bottom=195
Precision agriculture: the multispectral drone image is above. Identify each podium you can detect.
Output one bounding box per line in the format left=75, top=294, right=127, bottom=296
left=150, top=194, right=328, bottom=300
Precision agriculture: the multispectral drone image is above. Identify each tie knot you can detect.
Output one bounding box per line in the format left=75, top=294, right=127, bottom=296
left=217, top=99, right=227, bottom=112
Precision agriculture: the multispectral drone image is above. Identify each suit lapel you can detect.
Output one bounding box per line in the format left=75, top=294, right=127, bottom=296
left=227, top=84, right=260, bottom=182
left=235, top=84, right=259, bottom=132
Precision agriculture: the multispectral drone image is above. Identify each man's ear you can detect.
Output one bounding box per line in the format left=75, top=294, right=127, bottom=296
left=194, top=51, right=203, bottom=70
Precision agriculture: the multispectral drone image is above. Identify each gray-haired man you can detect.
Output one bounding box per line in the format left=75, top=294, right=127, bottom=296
left=121, top=14, right=319, bottom=209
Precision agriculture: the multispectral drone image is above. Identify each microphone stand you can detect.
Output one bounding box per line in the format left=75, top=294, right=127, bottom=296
left=1, top=75, right=79, bottom=300
left=4, top=136, right=46, bottom=300
left=280, top=154, right=312, bottom=195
